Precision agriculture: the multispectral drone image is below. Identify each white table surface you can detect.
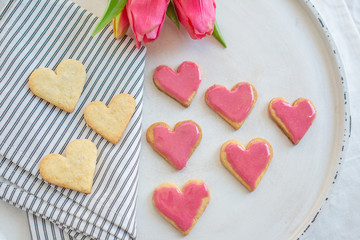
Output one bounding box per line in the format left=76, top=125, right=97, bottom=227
left=0, top=0, right=359, bottom=239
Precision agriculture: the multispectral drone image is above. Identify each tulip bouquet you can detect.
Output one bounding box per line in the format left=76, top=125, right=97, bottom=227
left=92, top=0, right=226, bottom=48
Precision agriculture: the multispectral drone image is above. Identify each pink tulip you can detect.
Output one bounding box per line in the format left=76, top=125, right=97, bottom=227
left=126, top=0, right=170, bottom=48
left=113, top=6, right=130, bottom=39
left=173, top=0, right=216, bottom=40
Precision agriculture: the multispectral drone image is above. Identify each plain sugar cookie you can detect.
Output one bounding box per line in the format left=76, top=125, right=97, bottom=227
left=29, top=59, right=86, bottom=113
left=84, top=94, right=136, bottom=145
left=39, top=139, right=97, bottom=193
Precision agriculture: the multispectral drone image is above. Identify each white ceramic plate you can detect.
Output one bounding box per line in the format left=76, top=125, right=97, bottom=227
left=138, top=0, right=350, bottom=240
left=0, top=0, right=350, bottom=239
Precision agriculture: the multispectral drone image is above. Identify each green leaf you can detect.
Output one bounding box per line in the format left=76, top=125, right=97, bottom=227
left=92, top=0, right=128, bottom=36
left=212, top=19, right=227, bottom=48
left=166, top=0, right=180, bottom=29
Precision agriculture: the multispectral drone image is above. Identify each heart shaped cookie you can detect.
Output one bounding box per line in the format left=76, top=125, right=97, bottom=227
left=220, top=138, right=273, bottom=191
left=39, top=139, right=97, bottom=193
left=146, top=121, right=202, bottom=170
left=153, top=61, right=202, bottom=107
left=268, top=97, right=316, bottom=144
left=153, top=180, right=210, bottom=235
left=205, top=82, right=257, bottom=129
left=84, top=94, right=136, bottom=145
left=29, top=59, right=86, bottom=113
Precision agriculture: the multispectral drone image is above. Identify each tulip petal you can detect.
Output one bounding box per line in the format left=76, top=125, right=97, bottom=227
left=113, top=7, right=130, bottom=39
left=174, top=0, right=216, bottom=40
left=127, top=0, right=170, bottom=48
left=144, top=26, right=159, bottom=41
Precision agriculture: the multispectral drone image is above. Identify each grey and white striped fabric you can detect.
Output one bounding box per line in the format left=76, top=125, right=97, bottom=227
left=0, top=0, right=146, bottom=239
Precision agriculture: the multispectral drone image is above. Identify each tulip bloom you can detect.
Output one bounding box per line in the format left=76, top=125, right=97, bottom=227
left=126, top=0, right=170, bottom=48
left=113, top=6, right=130, bottom=39
left=173, top=0, right=216, bottom=40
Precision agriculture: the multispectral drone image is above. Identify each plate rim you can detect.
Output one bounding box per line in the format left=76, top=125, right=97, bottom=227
left=294, top=1, right=351, bottom=239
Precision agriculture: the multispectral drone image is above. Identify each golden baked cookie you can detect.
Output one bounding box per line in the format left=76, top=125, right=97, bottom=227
left=39, top=139, right=97, bottom=193
left=84, top=94, right=136, bottom=144
left=29, top=59, right=86, bottom=113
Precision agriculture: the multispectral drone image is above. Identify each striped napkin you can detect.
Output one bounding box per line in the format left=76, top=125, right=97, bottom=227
left=0, top=0, right=146, bottom=239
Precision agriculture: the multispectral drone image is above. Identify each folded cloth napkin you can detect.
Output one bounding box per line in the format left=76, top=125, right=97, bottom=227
left=0, top=0, right=146, bottom=239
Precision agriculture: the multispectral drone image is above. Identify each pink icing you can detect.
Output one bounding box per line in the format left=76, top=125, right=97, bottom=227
left=206, top=83, right=255, bottom=122
left=225, top=141, right=271, bottom=190
left=154, top=61, right=201, bottom=103
left=271, top=99, right=316, bottom=144
left=153, top=122, right=200, bottom=170
left=153, top=181, right=209, bottom=232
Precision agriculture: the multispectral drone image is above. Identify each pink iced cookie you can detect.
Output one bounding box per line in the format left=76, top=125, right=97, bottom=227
left=146, top=121, right=202, bottom=170
left=220, top=138, right=273, bottom=191
left=153, top=61, right=202, bottom=107
left=205, top=82, right=257, bottom=130
left=269, top=97, right=316, bottom=144
left=152, top=180, right=210, bottom=235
